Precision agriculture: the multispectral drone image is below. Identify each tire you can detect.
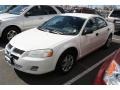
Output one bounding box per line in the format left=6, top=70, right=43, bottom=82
left=104, top=35, right=112, bottom=48
left=55, top=51, right=76, bottom=74
left=2, top=27, right=20, bottom=42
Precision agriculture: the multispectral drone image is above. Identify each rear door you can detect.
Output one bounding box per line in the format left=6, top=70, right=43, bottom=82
left=80, top=17, right=100, bottom=56
left=95, top=17, right=109, bottom=46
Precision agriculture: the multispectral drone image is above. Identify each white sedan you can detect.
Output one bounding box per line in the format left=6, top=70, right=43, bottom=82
left=5, top=13, right=114, bottom=74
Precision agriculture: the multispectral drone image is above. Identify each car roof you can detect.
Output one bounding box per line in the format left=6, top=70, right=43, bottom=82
left=60, top=13, right=99, bottom=19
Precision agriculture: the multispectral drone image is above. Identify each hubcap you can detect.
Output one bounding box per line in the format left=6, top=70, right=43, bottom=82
left=7, top=30, right=17, bottom=40
left=61, top=54, right=74, bottom=72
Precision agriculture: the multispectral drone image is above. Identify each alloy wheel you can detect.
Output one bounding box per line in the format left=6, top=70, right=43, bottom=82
left=61, top=54, right=74, bottom=72
left=7, top=30, right=18, bottom=40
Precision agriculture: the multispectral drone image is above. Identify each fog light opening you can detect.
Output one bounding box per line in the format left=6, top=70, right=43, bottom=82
left=30, top=66, right=39, bottom=71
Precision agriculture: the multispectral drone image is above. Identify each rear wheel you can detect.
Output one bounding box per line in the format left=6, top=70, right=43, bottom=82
left=56, top=51, right=76, bottom=74
left=2, top=27, right=20, bottom=42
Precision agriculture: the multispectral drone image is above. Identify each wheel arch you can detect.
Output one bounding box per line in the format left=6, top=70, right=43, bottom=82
left=1, top=25, right=22, bottom=42
left=55, top=47, right=79, bottom=68
left=2, top=25, right=21, bottom=34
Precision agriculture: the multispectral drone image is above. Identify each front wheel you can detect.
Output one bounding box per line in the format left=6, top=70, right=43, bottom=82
left=56, top=52, right=76, bottom=74
left=2, top=27, right=20, bottom=42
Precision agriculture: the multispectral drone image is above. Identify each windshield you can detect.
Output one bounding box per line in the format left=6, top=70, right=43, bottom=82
left=110, top=10, right=120, bottom=18
left=38, top=16, right=85, bottom=35
left=0, top=5, right=11, bottom=13
left=8, top=5, right=29, bottom=15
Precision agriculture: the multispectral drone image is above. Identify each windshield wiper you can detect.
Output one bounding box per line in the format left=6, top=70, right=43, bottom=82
left=7, top=11, right=12, bottom=14
left=7, top=11, right=16, bottom=14
left=38, top=27, right=50, bottom=32
left=38, top=27, right=63, bottom=35
left=50, top=30, right=64, bottom=35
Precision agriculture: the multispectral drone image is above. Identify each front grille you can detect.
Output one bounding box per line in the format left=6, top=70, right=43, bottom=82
left=11, top=54, right=19, bottom=60
left=6, top=43, right=25, bottom=60
left=13, top=48, right=25, bottom=55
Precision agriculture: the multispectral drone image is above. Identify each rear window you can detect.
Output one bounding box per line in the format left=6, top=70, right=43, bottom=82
left=56, top=6, right=65, bottom=13
left=110, top=10, right=120, bottom=18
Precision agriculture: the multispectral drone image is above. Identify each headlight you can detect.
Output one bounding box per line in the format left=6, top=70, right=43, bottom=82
left=21, top=49, right=53, bottom=58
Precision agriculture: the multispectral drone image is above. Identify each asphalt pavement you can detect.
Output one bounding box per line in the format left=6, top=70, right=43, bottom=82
left=0, top=32, right=120, bottom=85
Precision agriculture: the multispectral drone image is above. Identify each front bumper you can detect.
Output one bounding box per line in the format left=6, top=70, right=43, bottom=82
left=5, top=54, right=56, bottom=75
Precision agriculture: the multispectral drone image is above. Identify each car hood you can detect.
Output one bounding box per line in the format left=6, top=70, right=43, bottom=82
left=0, top=13, right=19, bottom=21
left=10, top=28, right=74, bottom=51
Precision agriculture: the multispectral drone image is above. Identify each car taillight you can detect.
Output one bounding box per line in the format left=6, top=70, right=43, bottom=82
left=106, top=60, right=118, bottom=77
left=103, top=60, right=120, bottom=85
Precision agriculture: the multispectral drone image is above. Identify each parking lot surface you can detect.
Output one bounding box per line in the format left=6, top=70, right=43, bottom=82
left=0, top=32, right=120, bottom=85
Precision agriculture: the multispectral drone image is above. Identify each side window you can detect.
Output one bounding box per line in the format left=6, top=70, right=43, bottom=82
left=82, top=18, right=97, bottom=35
left=41, top=6, right=57, bottom=14
left=85, top=18, right=97, bottom=31
left=27, top=6, right=47, bottom=16
left=95, top=17, right=107, bottom=29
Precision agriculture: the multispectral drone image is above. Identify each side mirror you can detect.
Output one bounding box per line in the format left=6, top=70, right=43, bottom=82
left=24, top=12, right=31, bottom=17
left=82, top=28, right=93, bottom=35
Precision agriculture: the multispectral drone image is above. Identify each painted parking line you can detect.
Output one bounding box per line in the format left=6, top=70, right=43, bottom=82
left=64, top=51, right=116, bottom=85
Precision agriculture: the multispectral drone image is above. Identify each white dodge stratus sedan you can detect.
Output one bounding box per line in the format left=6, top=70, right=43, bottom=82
left=5, top=13, right=114, bottom=75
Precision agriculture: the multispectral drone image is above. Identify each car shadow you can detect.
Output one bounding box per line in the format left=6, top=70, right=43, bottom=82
left=0, top=38, right=8, bottom=48
left=14, top=69, right=62, bottom=85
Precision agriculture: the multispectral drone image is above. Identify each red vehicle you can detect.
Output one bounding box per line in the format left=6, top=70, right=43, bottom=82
left=94, top=49, right=120, bottom=85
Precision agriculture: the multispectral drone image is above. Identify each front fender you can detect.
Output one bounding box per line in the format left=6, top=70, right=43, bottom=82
left=52, top=39, right=80, bottom=69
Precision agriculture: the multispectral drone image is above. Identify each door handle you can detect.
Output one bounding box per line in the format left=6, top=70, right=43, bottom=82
left=96, top=33, right=99, bottom=36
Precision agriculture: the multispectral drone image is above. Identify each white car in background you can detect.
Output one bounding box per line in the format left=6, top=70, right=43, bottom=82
left=107, top=9, right=120, bottom=32
left=0, top=5, right=63, bottom=42
left=0, top=5, right=17, bottom=14
left=5, top=13, right=114, bottom=75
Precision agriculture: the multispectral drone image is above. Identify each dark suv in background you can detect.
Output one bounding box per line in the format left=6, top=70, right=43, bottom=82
left=71, top=7, right=103, bottom=16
